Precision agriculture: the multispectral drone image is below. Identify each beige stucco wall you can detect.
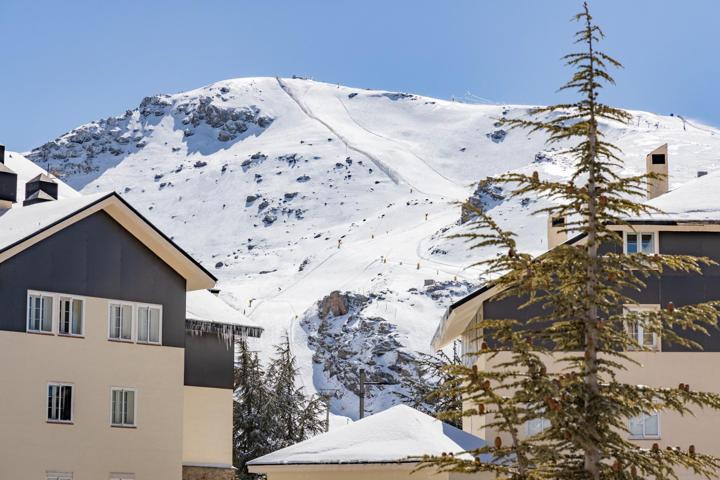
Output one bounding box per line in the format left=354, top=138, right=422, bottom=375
left=183, top=386, right=234, bottom=468
left=0, top=294, right=185, bottom=479
left=466, top=352, right=720, bottom=479
left=251, top=463, right=491, bottom=480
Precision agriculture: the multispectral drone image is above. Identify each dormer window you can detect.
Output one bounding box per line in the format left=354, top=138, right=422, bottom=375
left=625, top=232, right=655, bottom=254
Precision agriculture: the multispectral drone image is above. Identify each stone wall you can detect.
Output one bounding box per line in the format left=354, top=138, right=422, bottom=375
left=183, top=466, right=236, bottom=480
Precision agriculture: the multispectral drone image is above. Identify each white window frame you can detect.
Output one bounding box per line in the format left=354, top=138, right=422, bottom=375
left=624, top=304, right=661, bottom=351
left=527, top=416, right=551, bottom=436
left=58, top=295, right=85, bottom=337
left=108, top=302, right=135, bottom=342
left=623, top=231, right=658, bottom=255
left=110, top=387, right=138, bottom=427
left=628, top=411, right=661, bottom=439
left=27, top=291, right=55, bottom=334
left=47, top=472, right=73, bottom=480
left=47, top=382, right=74, bottom=424
left=136, top=303, right=163, bottom=345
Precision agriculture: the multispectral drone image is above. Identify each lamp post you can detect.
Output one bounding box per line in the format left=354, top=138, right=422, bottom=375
left=358, top=368, right=396, bottom=419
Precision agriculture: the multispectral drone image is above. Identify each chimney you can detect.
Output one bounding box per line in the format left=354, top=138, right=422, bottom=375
left=23, top=173, right=58, bottom=206
left=646, top=144, right=669, bottom=199
left=547, top=215, right=567, bottom=249
left=0, top=145, right=18, bottom=210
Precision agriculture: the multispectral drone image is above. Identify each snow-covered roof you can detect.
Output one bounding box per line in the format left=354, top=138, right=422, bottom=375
left=4, top=151, right=79, bottom=203
left=186, top=289, right=262, bottom=337
left=631, top=170, right=720, bottom=223
left=0, top=191, right=217, bottom=290
left=0, top=192, right=110, bottom=252
left=248, top=404, right=488, bottom=466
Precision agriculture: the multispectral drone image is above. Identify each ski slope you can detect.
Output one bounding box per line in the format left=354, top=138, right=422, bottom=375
left=25, top=77, right=720, bottom=418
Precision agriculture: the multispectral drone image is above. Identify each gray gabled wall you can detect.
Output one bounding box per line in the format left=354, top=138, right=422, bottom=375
left=0, top=210, right=187, bottom=347
left=484, top=231, right=720, bottom=352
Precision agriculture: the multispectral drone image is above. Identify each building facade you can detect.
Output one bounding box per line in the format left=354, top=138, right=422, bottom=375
left=0, top=153, right=254, bottom=480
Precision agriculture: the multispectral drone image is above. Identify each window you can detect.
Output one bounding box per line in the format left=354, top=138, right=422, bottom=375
left=629, top=411, right=660, bottom=439
left=624, top=305, right=660, bottom=351
left=625, top=232, right=655, bottom=254
left=28, top=293, right=53, bottom=333
left=59, top=297, right=84, bottom=336
left=527, top=417, right=551, bottom=436
left=47, top=383, right=73, bottom=423
left=111, top=388, right=136, bottom=427
left=651, top=153, right=666, bottom=165
left=137, top=305, right=161, bottom=344
left=109, top=304, right=133, bottom=340
left=47, top=472, right=73, bottom=480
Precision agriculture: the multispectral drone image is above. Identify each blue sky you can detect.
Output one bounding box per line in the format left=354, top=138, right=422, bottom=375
left=1, top=0, right=717, bottom=152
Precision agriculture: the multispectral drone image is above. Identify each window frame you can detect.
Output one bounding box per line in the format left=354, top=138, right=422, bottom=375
left=623, top=304, right=661, bottom=351
left=27, top=291, right=55, bottom=334
left=108, top=302, right=135, bottom=342
left=623, top=231, right=658, bottom=255
left=135, top=303, right=163, bottom=345
left=58, top=295, right=85, bottom=337
left=110, top=387, right=138, bottom=428
left=628, top=411, right=661, bottom=440
left=47, top=472, right=73, bottom=480
left=526, top=416, right=551, bottom=436
left=47, top=382, right=74, bottom=424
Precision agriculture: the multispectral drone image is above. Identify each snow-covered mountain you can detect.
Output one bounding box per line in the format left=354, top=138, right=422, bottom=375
left=24, top=77, right=720, bottom=418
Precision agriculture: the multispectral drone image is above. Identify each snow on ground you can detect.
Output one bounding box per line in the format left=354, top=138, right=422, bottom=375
left=23, top=77, right=720, bottom=419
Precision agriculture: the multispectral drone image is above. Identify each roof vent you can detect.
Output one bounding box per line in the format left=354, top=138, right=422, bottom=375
left=0, top=145, right=18, bottom=209
left=646, top=144, right=669, bottom=199
left=698, top=171, right=708, bottom=178
left=23, top=173, right=58, bottom=206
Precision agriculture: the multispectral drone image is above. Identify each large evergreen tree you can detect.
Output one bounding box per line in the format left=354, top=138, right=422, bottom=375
left=426, top=3, right=720, bottom=480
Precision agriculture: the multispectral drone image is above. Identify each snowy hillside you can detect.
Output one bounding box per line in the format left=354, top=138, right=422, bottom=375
left=25, top=77, right=720, bottom=418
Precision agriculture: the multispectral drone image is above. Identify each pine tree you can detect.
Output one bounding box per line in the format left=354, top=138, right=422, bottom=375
left=233, top=337, right=326, bottom=479
left=233, top=339, right=272, bottom=479
left=396, top=348, right=463, bottom=428
left=265, top=335, right=325, bottom=449
left=426, top=3, right=720, bottom=480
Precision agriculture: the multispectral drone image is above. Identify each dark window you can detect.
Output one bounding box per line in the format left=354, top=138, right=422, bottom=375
left=651, top=154, right=666, bottom=165
left=48, top=384, right=73, bottom=422
left=551, top=217, right=565, bottom=227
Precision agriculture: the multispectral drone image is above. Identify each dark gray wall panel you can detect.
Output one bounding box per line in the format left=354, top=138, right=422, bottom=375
left=184, top=332, right=234, bottom=389
left=0, top=211, right=187, bottom=347
left=483, top=231, right=720, bottom=352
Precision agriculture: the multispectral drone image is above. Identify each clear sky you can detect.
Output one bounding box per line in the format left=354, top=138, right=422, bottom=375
left=1, top=0, right=718, bottom=152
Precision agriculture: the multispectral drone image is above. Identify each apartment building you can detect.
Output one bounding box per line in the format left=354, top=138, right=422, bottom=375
left=0, top=149, right=260, bottom=480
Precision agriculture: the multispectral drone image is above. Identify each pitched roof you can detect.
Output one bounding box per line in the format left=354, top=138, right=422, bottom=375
left=0, top=192, right=216, bottom=291
left=630, top=170, right=720, bottom=223
left=186, top=289, right=263, bottom=337
left=248, top=404, right=489, bottom=466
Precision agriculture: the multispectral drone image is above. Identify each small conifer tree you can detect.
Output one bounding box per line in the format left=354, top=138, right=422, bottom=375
left=425, top=3, right=720, bottom=480
left=233, top=336, right=325, bottom=479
